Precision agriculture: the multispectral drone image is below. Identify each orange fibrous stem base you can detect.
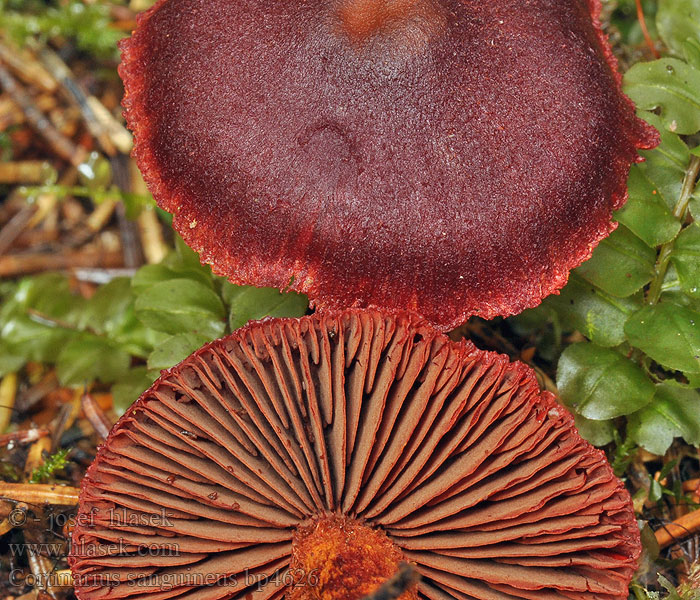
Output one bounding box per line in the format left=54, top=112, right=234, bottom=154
left=288, top=514, right=418, bottom=600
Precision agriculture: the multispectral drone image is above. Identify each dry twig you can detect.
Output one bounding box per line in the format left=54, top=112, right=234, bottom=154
left=656, top=509, right=700, bottom=549
left=0, top=483, right=79, bottom=506
left=0, top=64, right=86, bottom=166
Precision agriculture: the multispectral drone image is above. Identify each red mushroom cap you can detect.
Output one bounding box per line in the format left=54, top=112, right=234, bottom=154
left=119, top=0, right=657, bottom=331
left=70, top=309, right=640, bottom=600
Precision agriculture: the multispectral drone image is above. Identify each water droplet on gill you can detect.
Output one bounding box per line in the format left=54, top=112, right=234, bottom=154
left=231, top=502, right=240, bottom=511
left=166, top=476, right=176, bottom=484
left=226, top=466, right=235, bottom=474
left=180, top=430, right=197, bottom=439
left=208, top=492, right=218, bottom=500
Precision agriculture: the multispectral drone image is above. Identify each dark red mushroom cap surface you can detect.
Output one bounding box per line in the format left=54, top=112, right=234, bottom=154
left=120, top=0, right=657, bottom=331
left=70, top=309, right=640, bottom=600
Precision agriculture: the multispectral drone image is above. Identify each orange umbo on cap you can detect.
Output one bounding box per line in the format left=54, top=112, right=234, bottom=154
left=70, top=310, right=641, bottom=600
left=119, top=0, right=657, bottom=331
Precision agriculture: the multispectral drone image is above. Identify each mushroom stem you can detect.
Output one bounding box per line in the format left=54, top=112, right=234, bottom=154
left=360, top=563, right=420, bottom=600
left=289, top=514, right=417, bottom=600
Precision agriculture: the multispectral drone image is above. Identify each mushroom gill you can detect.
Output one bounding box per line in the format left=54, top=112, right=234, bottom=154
left=119, top=0, right=658, bottom=331
left=70, top=310, right=640, bottom=600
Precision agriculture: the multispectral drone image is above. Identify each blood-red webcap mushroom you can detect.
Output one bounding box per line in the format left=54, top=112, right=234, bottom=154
left=70, top=310, right=640, bottom=600
left=119, top=0, right=657, bottom=331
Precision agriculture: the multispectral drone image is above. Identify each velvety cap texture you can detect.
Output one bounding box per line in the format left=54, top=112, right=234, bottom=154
left=70, top=310, right=640, bottom=600
left=120, top=0, right=657, bottom=331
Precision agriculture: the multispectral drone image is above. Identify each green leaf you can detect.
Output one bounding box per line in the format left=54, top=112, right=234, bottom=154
left=132, top=263, right=213, bottom=293
left=659, top=576, right=683, bottom=600
left=111, top=367, right=158, bottom=416
left=615, top=166, right=681, bottom=247
left=656, top=0, right=700, bottom=57
left=12, top=273, right=86, bottom=327
left=649, top=477, right=664, bottom=503
left=573, top=414, right=616, bottom=447
left=575, top=225, right=656, bottom=297
left=79, top=278, right=133, bottom=334
left=132, top=265, right=177, bottom=293
left=163, top=235, right=214, bottom=277
left=132, top=235, right=216, bottom=293
left=0, top=275, right=87, bottom=364
left=639, top=522, right=661, bottom=563
left=0, top=346, right=25, bottom=377
left=670, top=223, right=700, bottom=296
left=624, top=303, right=700, bottom=373
left=661, top=287, right=700, bottom=313
left=557, top=342, right=655, bottom=420
left=56, top=335, right=131, bottom=386
left=630, top=384, right=700, bottom=456
left=109, top=304, right=170, bottom=359
left=147, top=332, right=211, bottom=371
left=134, top=278, right=226, bottom=338
left=223, top=284, right=309, bottom=330
left=0, top=315, right=76, bottom=364
left=683, top=37, right=700, bottom=69
left=690, top=195, right=700, bottom=220
left=624, top=58, right=700, bottom=135
left=544, top=273, right=641, bottom=347
left=635, top=113, right=690, bottom=214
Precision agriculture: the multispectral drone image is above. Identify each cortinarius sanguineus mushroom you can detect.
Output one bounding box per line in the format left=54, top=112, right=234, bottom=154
left=119, top=0, right=657, bottom=330
left=70, top=310, right=640, bottom=600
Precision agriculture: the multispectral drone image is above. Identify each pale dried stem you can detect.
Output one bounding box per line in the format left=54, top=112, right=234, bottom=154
left=0, top=39, right=57, bottom=93
left=0, top=483, right=79, bottom=505
left=0, top=518, right=12, bottom=536
left=0, top=249, right=123, bottom=277
left=0, top=429, right=50, bottom=447
left=86, top=199, right=118, bottom=232
left=0, top=63, right=86, bottom=166
left=0, top=203, right=37, bottom=255
left=138, top=208, right=168, bottom=264
left=40, top=48, right=118, bottom=157
left=0, top=93, right=57, bottom=130
left=0, top=373, right=18, bottom=433
left=28, top=551, right=58, bottom=598
left=656, top=509, right=700, bottom=549
left=0, top=161, right=55, bottom=184
left=24, top=436, right=52, bottom=476
left=82, top=391, right=113, bottom=440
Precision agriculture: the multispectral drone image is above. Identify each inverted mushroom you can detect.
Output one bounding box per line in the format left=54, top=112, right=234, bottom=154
left=119, top=0, right=658, bottom=331
left=70, top=310, right=640, bottom=600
